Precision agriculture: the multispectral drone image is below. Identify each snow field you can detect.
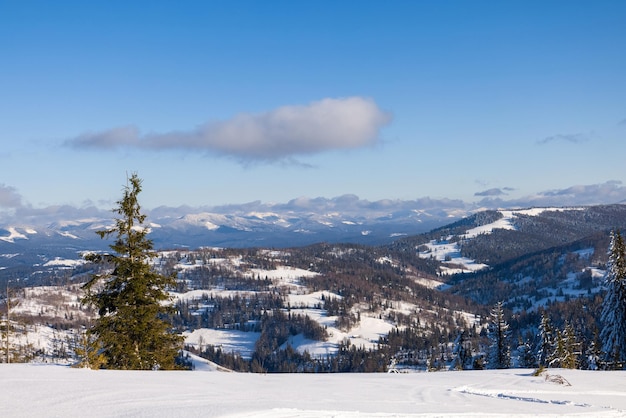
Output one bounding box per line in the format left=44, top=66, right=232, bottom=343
left=2, top=365, right=626, bottom=417
left=184, top=329, right=260, bottom=359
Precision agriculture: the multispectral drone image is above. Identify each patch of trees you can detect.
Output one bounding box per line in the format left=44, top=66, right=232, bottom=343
left=450, top=233, right=610, bottom=308
left=172, top=293, right=284, bottom=331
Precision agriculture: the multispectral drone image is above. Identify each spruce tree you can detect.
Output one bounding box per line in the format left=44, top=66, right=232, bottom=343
left=82, top=174, right=183, bottom=370
left=560, top=322, right=580, bottom=369
left=452, top=329, right=471, bottom=370
left=487, top=301, right=511, bottom=369
left=583, top=336, right=602, bottom=370
left=517, top=337, right=536, bottom=368
left=537, top=313, right=554, bottom=367
left=549, top=329, right=566, bottom=368
left=600, top=230, right=626, bottom=369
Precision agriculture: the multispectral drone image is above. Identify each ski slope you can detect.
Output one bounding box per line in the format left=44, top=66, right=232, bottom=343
left=2, top=364, right=626, bottom=417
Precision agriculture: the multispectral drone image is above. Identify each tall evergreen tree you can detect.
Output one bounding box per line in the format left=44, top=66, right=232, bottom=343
left=82, top=174, right=183, bottom=370
left=537, top=313, right=554, bottom=367
left=549, top=325, right=579, bottom=369
left=563, top=323, right=581, bottom=369
left=549, top=329, right=566, bottom=368
left=487, top=301, right=511, bottom=369
left=600, top=230, right=626, bottom=369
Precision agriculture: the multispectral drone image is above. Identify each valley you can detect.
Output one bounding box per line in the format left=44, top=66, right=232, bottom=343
left=2, top=204, right=626, bottom=372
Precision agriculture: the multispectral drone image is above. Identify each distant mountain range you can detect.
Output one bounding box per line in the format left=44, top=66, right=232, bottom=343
left=1, top=191, right=626, bottom=285
left=2, top=179, right=626, bottom=253
left=0, top=196, right=474, bottom=276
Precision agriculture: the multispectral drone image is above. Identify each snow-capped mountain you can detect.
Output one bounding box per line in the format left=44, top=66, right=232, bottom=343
left=0, top=198, right=472, bottom=280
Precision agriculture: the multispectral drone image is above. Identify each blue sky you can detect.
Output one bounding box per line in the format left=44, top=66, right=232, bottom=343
left=1, top=1, right=625, bottom=211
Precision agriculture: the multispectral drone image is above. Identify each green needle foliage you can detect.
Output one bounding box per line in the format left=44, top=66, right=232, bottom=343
left=82, top=174, right=183, bottom=370
left=601, top=229, right=626, bottom=369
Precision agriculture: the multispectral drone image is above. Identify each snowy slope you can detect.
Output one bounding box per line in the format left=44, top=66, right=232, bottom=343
left=417, top=208, right=584, bottom=275
left=2, top=364, right=626, bottom=417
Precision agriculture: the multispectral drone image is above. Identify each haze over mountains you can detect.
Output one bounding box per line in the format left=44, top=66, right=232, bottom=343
left=1, top=180, right=625, bottom=252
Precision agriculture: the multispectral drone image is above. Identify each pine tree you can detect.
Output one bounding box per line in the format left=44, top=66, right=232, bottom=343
left=600, top=230, right=626, bottom=369
left=73, top=330, right=105, bottom=369
left=548, top=325, right=580, bottom=369
left=549, top=329, right=566, bottom=368
left=561, top=323, right=580, bottom=369
left=583, top=336, right=603, bottom=370
left=82, top=174, right=183, bottom=370
left=537, top=313, right=554, bottom=367
left=452, top=329, right=471, bottom=370
left=487, top=301, right=511, bottom=369
left=517, top=336, right=536, bottom=368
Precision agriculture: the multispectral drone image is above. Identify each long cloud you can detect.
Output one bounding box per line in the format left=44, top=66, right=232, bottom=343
left=66, top=97, right=392, bottom=161
left=478, top=181, right=626, bottom=208
left=537, top=133, right=590, bottom=145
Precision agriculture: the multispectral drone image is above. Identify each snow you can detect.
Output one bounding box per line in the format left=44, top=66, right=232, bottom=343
left=412, top=276, right=449, bottom=290
left=57, top=231, right=79, bottom=239
left=286, top=291, right=342, bottom=307
left=43, top=257, right=86, bottom=268
left=335, top=315, right=396, bottom=346
left=6, top=279, right=474, bottom=364
left=12, top=285, right=90, bottom=319
left=281, top=333, right=337, bottom=356
left=2, top=365, right=626, bottom=417
left=419, top=239, right=488, bottom=275
left=247, top=211, right=281, bottom=220
left=245, top=266, right=319, bottom=285
left=0, top=227, right=29, bottom=242
left=184, top=329, right=260, bottom=359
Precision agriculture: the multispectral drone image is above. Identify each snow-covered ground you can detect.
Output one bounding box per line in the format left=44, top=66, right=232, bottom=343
left=184, top=329, right=260, bottom=359
left=5, top=270, right=480, bottom=362
left=2, top=364, right=626, bottom=417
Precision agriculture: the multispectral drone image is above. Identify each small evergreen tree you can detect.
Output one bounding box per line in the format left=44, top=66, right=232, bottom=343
left=600, top=230, right=626, bottom=369
left=549, top=329, right=566, bottom=368
left=487, top=301, right=511, bottom=369
left=517, top=336, right=537, bottom=369
left=537, top=313, right=554, bottom=367
left=82, top=174, right=183, bottom=370
left=73, top=330, right=105, bottom=369
left=561, top=323, right=581, bottom=369
left=583, top=336, right=603, bottom=370
left=452, top=329, right=471, bottom=370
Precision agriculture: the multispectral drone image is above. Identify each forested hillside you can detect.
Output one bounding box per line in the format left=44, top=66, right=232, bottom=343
left=2, top=204, right=626, bottom=372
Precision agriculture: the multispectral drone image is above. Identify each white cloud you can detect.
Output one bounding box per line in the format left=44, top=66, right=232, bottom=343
left=0, top=184, right=22, bottom=208
left=66, top=97, right=392, bottom=162
left=479, top=181, right=626, bottom=208
left=538, top=180, right=626, bottom=203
